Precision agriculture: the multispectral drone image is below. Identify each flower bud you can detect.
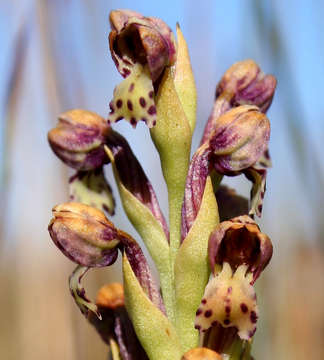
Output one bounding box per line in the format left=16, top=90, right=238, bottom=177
left=48, top=202, right=119, bottom=267
left=201, top=60, right=276, bottom=145
left=181, top=348, right=222, bottom=360
left=216, top=59, right=276, bottom=113
left=48, top=109, right=110, bottom=171
left=209, top=105, right=270, bottom=175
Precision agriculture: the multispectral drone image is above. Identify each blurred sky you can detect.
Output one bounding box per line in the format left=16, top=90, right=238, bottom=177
left=0, top=1, right=323, bottom=360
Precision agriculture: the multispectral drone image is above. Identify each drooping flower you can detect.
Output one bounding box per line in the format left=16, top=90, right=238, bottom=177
left=195, top=216, right=272, bottom=342
left=48, top=202, right=119, bottom=267
left=48, top=109, right=110, bottom=171
left=209, top=105, right=270, bottom=175
left=108, top=9, right=177, bottom=128
left=49, top=202, right=165, bottom=313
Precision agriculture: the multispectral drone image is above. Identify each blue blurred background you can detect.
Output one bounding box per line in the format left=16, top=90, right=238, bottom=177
left=1, top=1, right=323, bottom=359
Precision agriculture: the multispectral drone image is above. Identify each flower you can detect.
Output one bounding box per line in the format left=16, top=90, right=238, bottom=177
left=48, top=202, right=119, bottom=267
left=195, top=216, right=272, bottom=341
left=201, top=59, right=276, bottom=145
left=108, top=9, right=177, bottom=128
left=48, top=109, right=110, bottom=171
left=209, top=105, right=270, bottom=175
left=109, top=9, right=176, bottom=82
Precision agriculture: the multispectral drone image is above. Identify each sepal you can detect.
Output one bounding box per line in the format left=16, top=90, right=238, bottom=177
left=208, top=215, right=273, bottom=283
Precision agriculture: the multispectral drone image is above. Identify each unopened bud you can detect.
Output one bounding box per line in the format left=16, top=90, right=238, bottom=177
left=48, top=202, right=119, bottom=267
left=209, top=105, right=270, bottom=175
left=48, top=109, right=110, bottom=171
left=216, top=59, right=276, bottom=113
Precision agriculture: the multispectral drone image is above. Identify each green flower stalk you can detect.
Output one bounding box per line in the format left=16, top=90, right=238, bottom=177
left=47, top=8, right=276, bottom=360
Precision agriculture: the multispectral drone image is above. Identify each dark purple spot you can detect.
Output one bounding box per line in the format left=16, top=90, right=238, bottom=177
left=141, top=117, right=148, bottom=124
left=148, top=90, right=154, bottom=98
left=116, top=116, right=123, bottom=122
left=196, top=308, right=202, bottom=316
left=204, top=310, right=212, bottom=318
left=261, top=191, right=265, bottom=199
left=224, top=319, right=231, bottom=325
left=129, top=83, right=134, bottom=92
left=264, top=150, right=270, bottom=159
left=250, top=311, right=258, bottom=324
left=102, top=204, right=109, bottom=213
left=194, top=325, right=201, bottom=330
left=225, top=306, right=231, bottom=314
left=258, top=204, right=263, bottom=213
left=201, top=299, right=207, bottom=305
left=148, top=105, right=156, bottom=115
left=130, top=117, right=137, bottom=126
left=211, top=321, right=218, bottom=326
left=152, top=120, right=156, bottom=126
left=249, top=328, right=257, bottom=338
left=123, top=59, right=132, bottom=66
left=227, top=287, right=232, bottom=294
left=123, top=68, right=131, bottom=77
left=139, top=97, right=146, bottom=107
left=116, top=99, right=123, bottom=108
left=240, top=303, right=248, bottom=313
left=127, top=100, right=133, bottom=111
